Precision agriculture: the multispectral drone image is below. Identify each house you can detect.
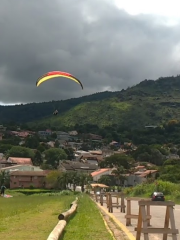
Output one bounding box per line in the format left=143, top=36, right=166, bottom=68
left=47, top=141, right=55, bottom=148
left=91, top=168, right=112, bottom=182
left=68, top=131, right=78, bottom=136
left=56, top=131, right=71, bottom=141
left=102, top=149, right=114, bottom=158
left=89, top=150, right=102, bottom=155
left=79, top=155, right=99, bottom=165
left=0, top=164, right=43, bottom=173
left=66, top=142, right=82, bottom=149
left=124, top=169, right=158, bottom=186
left=109, top=141, right=120, bottom=147
left=10, top=171, right=47, bottom=189
left=88, top=133, right=102, bottom=141
left=10, top=131, right=31, bottom=138
left=38, top=129, right=52, bottom=137
left=7, top=157, right=33, bottom=165
left=75, top=151, right=103, bottom=164
left=58, top=160, right=99, bottom=174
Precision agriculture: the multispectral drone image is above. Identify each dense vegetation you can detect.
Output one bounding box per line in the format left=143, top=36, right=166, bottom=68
left=0, top=91, right=116, bottom=123
left=0, top=75, right=180, bottom=130
left=124, top=180, right=180, bottom=203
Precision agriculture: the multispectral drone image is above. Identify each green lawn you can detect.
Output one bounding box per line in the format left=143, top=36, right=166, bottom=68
left=0, top=192, right=113, bottom=240
left=61, top=194, right=113, bottom=240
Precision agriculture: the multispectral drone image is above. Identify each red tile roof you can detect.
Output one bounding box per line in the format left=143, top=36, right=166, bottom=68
left=91, top=168, right=111, bottom=177
left=8, top=157, right=33, bottom=165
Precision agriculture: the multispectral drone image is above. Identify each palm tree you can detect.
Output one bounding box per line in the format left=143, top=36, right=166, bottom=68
left=57, top=172, right=69, bottom=190
left=67, top=172, right=80, bottom=191
left=112, top=166, right=126, bottom=191
left=78, top=173, right=92, bottom=192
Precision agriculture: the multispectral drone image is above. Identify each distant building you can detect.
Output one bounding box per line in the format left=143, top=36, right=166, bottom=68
left=56, top=131, right=71, bottom=141
left=88, top=133, right=102, bottom=141
left=0, top=164, right=43, bottom=173
left=38, top=129, right=52, bottom=137
left=91, top=168, right=112, bottom=182
left=68, top=131, right=78, bottom=136
left=10, top=171, right=47, bottom=189
left=7, top=157, right=33, bottom=165
left=58, top=160, right=99, bottom=174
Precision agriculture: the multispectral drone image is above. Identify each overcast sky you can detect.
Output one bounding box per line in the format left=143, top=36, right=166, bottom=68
left=0, top=0, right=180, bottom=105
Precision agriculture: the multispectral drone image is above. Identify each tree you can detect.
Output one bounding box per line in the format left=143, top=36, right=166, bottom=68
left=64, top=148, right=74, bottom=160
left=78, top=173, right=92, bottom=192
left=67, top=171, right=80, bottom=191
left=112, top=166, right=126, bottom=190
left=100, top=154, right=133, bottom=169
left=0, top=144, right=13, bottom=154
left=57, top=172, right=69, bottom=190
left=24, top=135, right=39, bottom=149
left=54, top=140, right=60, bottom=148
left=51, top=132, right=57, bottom=139
left=6, top=146, right=35, bottom=159
left=46, top=170, right=62, bottom=189
left=43, top=148, right=67, bottom=168
left=33, top=150, right=43, bottom=166
left=98, top=175, right=111, bottom=186
left=37, top=144, right=47, bottom=153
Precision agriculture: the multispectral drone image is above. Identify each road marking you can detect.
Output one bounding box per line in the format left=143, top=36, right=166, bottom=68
left=95, top=201, right=135, bottom=240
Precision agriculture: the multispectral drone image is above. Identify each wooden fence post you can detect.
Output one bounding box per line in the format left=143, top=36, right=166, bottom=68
left=125, top=197, right=151, bottom=226
left=135, top=200, right=179, bottom=240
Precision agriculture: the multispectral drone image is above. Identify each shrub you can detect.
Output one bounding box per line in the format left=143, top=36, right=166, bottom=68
left=125, top=180, right=180, bottom=199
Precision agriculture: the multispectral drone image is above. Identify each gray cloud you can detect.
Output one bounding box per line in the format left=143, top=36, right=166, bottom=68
left=0, top=0, right=180, bottom=104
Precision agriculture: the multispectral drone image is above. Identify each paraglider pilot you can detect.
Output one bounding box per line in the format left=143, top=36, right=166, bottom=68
left=1, top=184, right=6, bottom=196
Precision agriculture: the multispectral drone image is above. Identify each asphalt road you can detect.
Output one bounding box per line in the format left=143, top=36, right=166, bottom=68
left=102, top=196, right=180, bottom=240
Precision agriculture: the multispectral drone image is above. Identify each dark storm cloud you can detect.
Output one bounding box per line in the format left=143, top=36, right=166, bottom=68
left=0, top=0, right=180, bottom=104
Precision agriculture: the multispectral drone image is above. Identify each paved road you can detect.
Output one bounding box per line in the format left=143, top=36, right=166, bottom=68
left=101, top=196, right=180, bottom=240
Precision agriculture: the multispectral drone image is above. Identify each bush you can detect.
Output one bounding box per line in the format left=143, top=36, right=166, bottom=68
left=125, top=180, right=180, bottom=201
left=10, top=189, right=53, bottom=195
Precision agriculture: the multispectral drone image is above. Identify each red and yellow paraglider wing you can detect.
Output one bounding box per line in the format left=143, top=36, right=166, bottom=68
left=36, top=71, right=83, bottom=89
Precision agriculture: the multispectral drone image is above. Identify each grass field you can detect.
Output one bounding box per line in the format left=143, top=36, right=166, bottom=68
left=0, top=191, right=113, bottom=240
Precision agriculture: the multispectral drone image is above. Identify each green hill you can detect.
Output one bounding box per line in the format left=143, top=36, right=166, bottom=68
left=30, top=75, right=180, bottom=129
left=1, top=75, right=180, bottom=129
left=0, top=91, right=116, bottom=123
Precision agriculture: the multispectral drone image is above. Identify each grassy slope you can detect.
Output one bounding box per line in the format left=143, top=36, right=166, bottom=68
left=0, top=193, right=113, bottom=240
left=0, top=194, right=74, bottom=240
left=62, top=194, right=113, bottom=240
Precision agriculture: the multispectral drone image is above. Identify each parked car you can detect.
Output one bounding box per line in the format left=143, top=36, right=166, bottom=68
left=151, top=192, right=165, bottom=201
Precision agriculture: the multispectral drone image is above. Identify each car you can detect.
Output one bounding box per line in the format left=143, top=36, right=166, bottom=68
left=151, top=192, right=165, bottom=201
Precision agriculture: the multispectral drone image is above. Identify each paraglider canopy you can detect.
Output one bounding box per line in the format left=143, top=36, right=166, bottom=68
left=36, top=71, right=83, bottom=89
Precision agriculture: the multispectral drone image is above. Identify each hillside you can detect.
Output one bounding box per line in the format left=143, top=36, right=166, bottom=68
left=0, top=91, right=117, bottom=123
left=30, top=75, right=180, bottom=129
left=1, top=75, right=180, bottom=129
